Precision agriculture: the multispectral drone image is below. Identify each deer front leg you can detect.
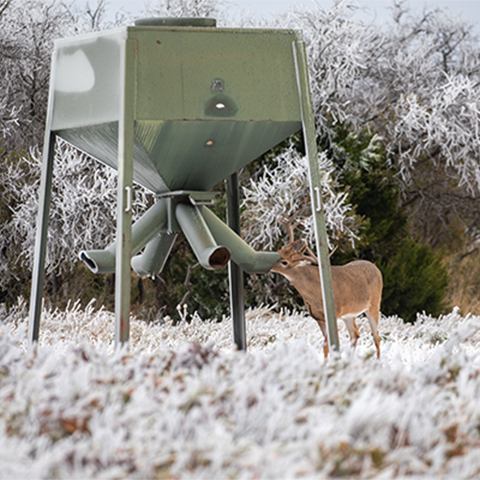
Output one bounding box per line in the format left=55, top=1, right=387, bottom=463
left=316, top=319, right=329, bottom=358
left=306, top=303, right=329, bottom=357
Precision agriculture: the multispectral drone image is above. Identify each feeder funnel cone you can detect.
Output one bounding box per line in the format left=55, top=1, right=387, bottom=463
left=49, top=19, right=303, bottom=194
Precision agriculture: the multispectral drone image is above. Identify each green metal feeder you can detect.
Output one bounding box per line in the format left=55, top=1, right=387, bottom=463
left=29, top=18, right=340, bottom=352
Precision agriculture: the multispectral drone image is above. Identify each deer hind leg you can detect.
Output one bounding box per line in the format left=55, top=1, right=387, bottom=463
left=365, top=310, right=381, bottom=358
left=341, top=314, right=360, bottom=348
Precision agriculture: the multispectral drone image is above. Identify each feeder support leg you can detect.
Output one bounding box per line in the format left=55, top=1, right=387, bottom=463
left=293, top=40, right=340, bottom=353
left=115, top=39, right=136, bottom=349
left=28, top=47, right=59, bottom=347
left=28, top=131, right=56, bottom=346
left=226, top=172, right=247, bottom=351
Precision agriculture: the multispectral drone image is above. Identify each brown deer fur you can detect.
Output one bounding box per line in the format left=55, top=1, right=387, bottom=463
left=271, top=239, right=383, bottom=357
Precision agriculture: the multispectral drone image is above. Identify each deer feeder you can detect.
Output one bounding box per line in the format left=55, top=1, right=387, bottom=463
left=29, top=18, right=340, bottom=352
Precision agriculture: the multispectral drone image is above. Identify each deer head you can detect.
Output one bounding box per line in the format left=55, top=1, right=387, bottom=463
left=271, top=209, right=319, bottom=276
left=272, top=239, right=317, bottom=275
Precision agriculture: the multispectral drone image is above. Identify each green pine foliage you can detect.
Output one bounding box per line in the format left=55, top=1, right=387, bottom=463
left=379, top=239, right=448, bottom=322
left=323, top=125, right=449, bottom=323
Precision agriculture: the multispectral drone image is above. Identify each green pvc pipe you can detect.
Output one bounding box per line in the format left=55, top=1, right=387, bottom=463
left=202, top=207, right=280, bottom=274
left=175, top=202, right=231, bottom=270
left=79, top=244, right=116, bottom=274
left=131, top=232, right=177, bottom=276
left=80, top=198, right=169, bottom=273
left=80, top=197, right=281, bottom=277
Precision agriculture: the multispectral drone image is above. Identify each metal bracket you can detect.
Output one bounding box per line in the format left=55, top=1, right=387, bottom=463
left=156, top=190, right=218, bottom=233
left=314, top=187, right=322, bottom=213
left=125, top=186, right=132, bottom=213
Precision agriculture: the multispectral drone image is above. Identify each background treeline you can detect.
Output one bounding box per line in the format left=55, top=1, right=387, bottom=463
left=1, top=0, right=480, bottom=323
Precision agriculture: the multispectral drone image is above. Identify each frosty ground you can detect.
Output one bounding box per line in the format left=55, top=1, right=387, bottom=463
left=0, top=301, right=479, bottom=479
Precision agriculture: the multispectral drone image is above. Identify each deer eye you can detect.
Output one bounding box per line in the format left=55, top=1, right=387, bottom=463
left=281, top=260, right=288, bottom=266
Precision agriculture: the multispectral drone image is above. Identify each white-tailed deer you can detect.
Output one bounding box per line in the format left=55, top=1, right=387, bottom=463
left=271, top=212, right=383, bottom=357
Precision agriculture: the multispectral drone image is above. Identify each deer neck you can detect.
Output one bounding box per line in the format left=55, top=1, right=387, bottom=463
left=280, top=264, right=322, bottom=299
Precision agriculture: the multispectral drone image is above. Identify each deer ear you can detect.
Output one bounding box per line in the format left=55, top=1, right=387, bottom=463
left=291, top=239, right=306, bottom=253
left=297, top=259, right=313, bottom=267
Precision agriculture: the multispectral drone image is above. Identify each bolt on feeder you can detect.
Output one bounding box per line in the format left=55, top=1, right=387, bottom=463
left=29, top=17, right=340, bottom=352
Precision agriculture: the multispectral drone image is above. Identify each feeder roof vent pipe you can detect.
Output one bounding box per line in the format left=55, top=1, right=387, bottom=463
left=134, top=17, right=216, bottom=27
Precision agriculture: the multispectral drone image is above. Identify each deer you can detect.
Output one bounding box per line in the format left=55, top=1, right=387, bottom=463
left=271, top=211, right=383, bottom=358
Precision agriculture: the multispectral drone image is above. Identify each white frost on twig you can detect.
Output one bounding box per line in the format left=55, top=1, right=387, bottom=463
left=241, top=143, right=358, bottom=251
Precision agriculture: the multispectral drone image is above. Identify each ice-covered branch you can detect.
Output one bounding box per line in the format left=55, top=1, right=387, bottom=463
left=241, top=143, right=358, bottom=251
left=391, top=75, right=480, bottom=192
left=0, top=140, right=151, bottom=285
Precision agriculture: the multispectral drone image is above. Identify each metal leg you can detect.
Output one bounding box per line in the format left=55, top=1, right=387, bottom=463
left=115, top=39, right=136, bottom=349
left=28, top=131, right=56, bottom=346
left=293, top=40, right=340, bottom=353
left=226, top=172, right=246, bottom=351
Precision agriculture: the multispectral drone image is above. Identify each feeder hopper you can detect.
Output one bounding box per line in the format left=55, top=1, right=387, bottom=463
left=29, top=18, right=339, bottom=352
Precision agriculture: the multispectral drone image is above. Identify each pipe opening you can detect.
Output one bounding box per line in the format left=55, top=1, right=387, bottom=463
left=79, top=249, right=115, bottom=274
left=208, top=246, right=231, bottom=270
left=80, top=252, right=99, bottom=274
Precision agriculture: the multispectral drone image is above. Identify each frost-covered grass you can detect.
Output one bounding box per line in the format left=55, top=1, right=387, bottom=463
left=0, top=301, right=480, bottom=479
